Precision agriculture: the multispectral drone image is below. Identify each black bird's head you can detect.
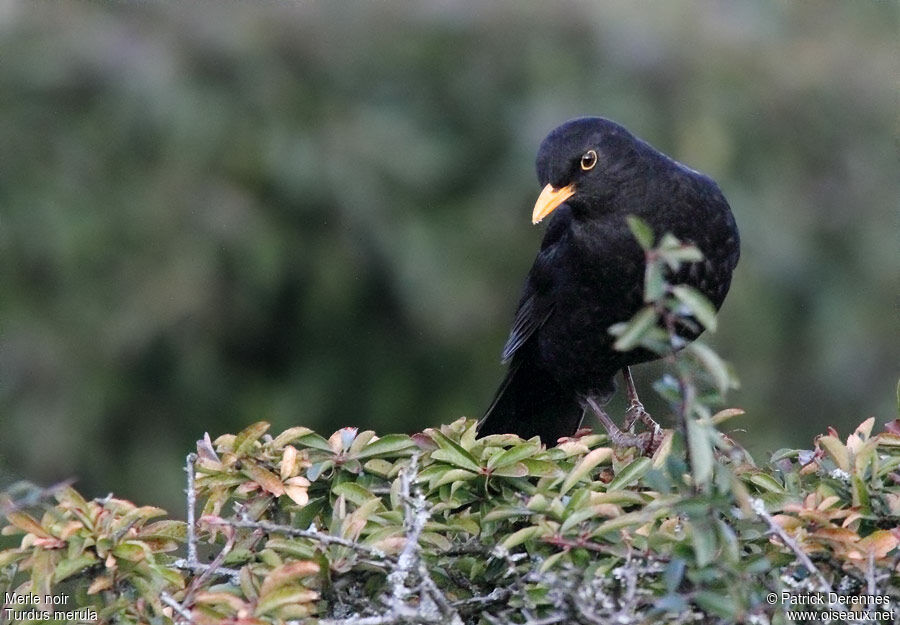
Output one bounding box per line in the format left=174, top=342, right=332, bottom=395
left=532, top=116, right=647, bottom=224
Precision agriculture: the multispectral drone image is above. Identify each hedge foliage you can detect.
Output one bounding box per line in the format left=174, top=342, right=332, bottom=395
left=2, top=414, right=900, bottom=624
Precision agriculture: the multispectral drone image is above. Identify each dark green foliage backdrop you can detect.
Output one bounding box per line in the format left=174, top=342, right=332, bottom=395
left=1, top=1, right=896, bottom=512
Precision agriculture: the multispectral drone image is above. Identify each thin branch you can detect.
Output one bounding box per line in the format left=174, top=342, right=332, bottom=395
left=185, top=452, right=198, bottom=566
left=161, top=591, right=193, bottom=624
left=200, top=516, right=393, bottom=565
left=752, top=498, right=832, bottom=592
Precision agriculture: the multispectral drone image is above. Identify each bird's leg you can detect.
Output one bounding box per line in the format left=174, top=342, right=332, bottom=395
left=621, top=367, right=659, bottom=433
left=583, top=396, right=655, bottom=454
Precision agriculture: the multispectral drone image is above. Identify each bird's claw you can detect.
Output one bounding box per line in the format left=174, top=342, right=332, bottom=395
left=583, top=396, right=661, bottom=455
left=606, top=427, right=659, bottom=455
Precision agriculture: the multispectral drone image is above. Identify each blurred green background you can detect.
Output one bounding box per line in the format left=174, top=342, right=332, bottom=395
left=1, top=1, right=896, bottom=514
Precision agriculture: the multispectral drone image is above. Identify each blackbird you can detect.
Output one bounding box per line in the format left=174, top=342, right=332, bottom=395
left=477, top=117, right=739, bottom=446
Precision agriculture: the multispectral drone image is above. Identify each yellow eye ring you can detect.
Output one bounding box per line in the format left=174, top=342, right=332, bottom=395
left=580, top=149, right=598, bottom=171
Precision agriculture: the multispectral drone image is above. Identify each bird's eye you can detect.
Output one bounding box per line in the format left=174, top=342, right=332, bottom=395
left=580, top=149, right=598, bottom=171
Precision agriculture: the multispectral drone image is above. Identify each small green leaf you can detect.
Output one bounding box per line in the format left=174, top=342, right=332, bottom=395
left=112, top=540, right=150, bottom=562
left=353, top=434, right=417, bottom=460
left=233, top=421, right=271, bottom=455
left=693, top=590, right=739, bottom=619
left=295, top=432, right=335, bottom=453
left=521, top=458, right=563, bottom=477
left=611, top=306, right=659, bottom=351
left=690, top=519, right=717, bottom=567
left=606, top=457, right=652, bottom=491
left=487, top=442, right=541, bottom=470
left=560, top=505, right=611, bottom=535
left=686, top=417, right=714, bottom=489
left=672, top=285, right=718, bottom=332
left=271, top=427, right=316, bottom=449
left=363, top=458, right=396, bottom=478
left=501, top=525, right=542, bottom=550
left=431, top=468, right=479, bottom=488
left=429, top=431, right=482, bottom=472
left=53, top=553, right=98, bottom=582
left=332, top=482, right=378, bottom=507
left=644, top=260, right=666, bottom=302
left=138, top=521, right=188, bottom=542
left=818, top=435, right=850, bottom=471
left=852, top=474, right=871, bottom=513
left=491, top=462, right=529, bottom=478
left=715, top=517, right=740, bottom=564
left=688, top=342, right=732, bottom=393
left=482, top=506, right=529, bottom=523
left=255, top=586, right=318, bottom=616
left=626, top=215, right=655, bottom=250
left=663, top=558, right=686, bottom=593
left=560, top=447, right=613, bottom=495
left=746, top=472, right=785, bottom=494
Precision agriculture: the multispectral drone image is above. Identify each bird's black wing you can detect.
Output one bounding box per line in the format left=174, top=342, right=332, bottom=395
left=500, top=291, right=552, bottom=363
left=498, top=209, right=570, bottom=363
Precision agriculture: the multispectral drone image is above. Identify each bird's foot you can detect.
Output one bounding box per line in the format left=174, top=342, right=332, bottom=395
left=583, top=396, right=659, bottom=455
left=624, top=398, right=660, bottom=433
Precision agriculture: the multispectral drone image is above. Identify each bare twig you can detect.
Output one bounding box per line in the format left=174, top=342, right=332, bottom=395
left=752, top=498, right=832, bottom=592
left=183, top=523, right=239, bottom=597
left=185, top=452, right=198, bottom=566
left=161, top=591, right=193, bottom=624
left=200, top=516, right=392, bottom=566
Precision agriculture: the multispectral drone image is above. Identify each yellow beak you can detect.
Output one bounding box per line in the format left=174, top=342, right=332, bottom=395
left=532, top=183, right=576, bottom=224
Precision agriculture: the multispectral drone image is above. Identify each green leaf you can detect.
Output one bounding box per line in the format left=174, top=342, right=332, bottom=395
left=353, top=434, right=417, bottom=460
left=852, top=474, right=871, bottom=513
left=332, top=482, right=378, bottom=507
left=690, top=519, right=717, bottom=567
left=611, top=306, right=659, bottom=351
left=429, top=431, right=482, bottom=472
left=501, top=526, right=542, bottom=550
left=431, top=468, right=479, bottom=488
left=233, top=421, right=271, bottom=455
left=363, top=458, right=396, bottom=478
left=491, top=463, right=529, bottom=478
left=644, top=260, right=666, bottom=302
left=53, top=553, right=98, bottom=582
left=818, top=435, right=850, bottom=471
left=560, top=505, right=612, bottom=535
left=688, top=342, right=732, bottom=394
left=138, top=521, right=188, bottom=542
left=626, top=215, right=655, bottom=250
left=271, top=427, right=316, bottom=449
left=715, top=517, right=740, bottom=564
left=663, top=558, right=686, bottom=593
left=112, top=540, right=151, bottom=562
left=487, top=442, right=541, bottom=470
left=560, top=447, right=613, bottom=495
left=255, top=586, right=318, bottom=616
left=671, top=285, right=718, bottom=332
left=294, top=432, right=335, bottom=453
left=693, top=590, right=739, bottom=619
left=686, top=417, right=714, bottom=489
left=746, top=472, right=785, bottom=494
left=482, top=506, right=529, bottom=523
left=520, top=458, right=563, bottom=477
left=606, top=457, right=652, bottom=491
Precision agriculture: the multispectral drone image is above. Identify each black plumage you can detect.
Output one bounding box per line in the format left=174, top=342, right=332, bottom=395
left=478, top=117, right=740, bottom=444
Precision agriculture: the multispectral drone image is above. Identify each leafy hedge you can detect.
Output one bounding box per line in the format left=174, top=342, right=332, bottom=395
left=2, top=415, right=900, bottom=624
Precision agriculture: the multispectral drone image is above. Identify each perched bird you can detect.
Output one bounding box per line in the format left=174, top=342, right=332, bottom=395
left=478, top=117, right=739, bottom=446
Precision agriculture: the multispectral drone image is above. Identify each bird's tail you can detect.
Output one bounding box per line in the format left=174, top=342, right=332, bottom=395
left=477, top=357, right=584, bottom=444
